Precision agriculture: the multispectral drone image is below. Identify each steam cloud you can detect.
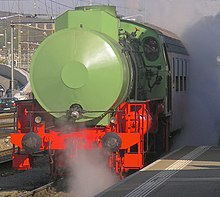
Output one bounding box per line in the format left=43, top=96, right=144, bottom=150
left=178, top=13, right=220, bottom=146
left=61, top=1, right=220, bottom=195
left=68, top=148, right=118, bottom=197
left=142, top=0, right=220, bottom=146
left=120, top=0, right=220, bottom=146
left=65, top=4, right=220, bottom=195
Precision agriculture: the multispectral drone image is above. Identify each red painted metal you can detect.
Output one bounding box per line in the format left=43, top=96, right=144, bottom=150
left=11, top=99, right=167, bottom=176
left=12, top=153, right=32, bottom=170
left=12, top=144, right=32, bottom=170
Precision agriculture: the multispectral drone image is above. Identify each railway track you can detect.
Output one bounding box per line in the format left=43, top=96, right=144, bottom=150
left=0, top=113, right=72, bottom=196
left=0, top=112, right=15, bottom=156
left=0, top=113, right=16, bottom=120
left=22, top=181, right=56, bottom=197
left=21, top=178, right=72, bottom=197
left=1, top=178, right=70, bottom=197
left=0, top=122, right=14, bottom=128
left=0, top=132, right=10, bottom=138
left=0, top=112, right=16, bottom=130
left=0, top=148, right=12, bottom=164
left=0, top=148, right=14, bottom=180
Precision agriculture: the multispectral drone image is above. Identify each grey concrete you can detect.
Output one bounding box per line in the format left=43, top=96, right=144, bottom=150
left=0, top=64, right=29, bottom=96
left=0, top=64, right=29, bottom=85
left=97, top=146, right=220, bottom=197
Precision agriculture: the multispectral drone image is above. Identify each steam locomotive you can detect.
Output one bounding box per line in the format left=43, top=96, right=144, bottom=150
left=11, top=5, right=189, bottom=177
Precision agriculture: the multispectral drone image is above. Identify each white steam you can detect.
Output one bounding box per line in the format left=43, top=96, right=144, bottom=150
left=125, top=0, right=141, bottom=13
left=178, top=13, right=220, bottom=146
left=68, top=148, right=118, bottom=197
left=143, top=0, right=220, bottom=35
left=142, top=0, right=220, bottom=146
left=62, top=1, right=220, bottom=195
left=122, top=0, right=220, bottom=146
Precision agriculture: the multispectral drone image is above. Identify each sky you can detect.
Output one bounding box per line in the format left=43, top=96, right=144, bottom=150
left=0, top=0, right=220, bottom=35
left=0, top=0, right=135, bottom=16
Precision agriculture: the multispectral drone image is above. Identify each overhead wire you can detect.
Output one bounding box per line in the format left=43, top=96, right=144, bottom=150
left=75, top=0, right=80, bottom=6
left=71, top=0, right=75, bottom=7
left=44, top=0, right=49, bottom=17
left=50, top=0, right=53, bottom=18
left=10, top=0, right=16, bottom=13
left=0, top=0, right=30, bottom=1
left=48, top=0, right=74, bottom=9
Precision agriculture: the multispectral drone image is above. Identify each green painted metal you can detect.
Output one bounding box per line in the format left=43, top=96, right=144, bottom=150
left=55, top=6, right=119, bottom=41
left=75, top=5, right=117, bottom=16
left=61, top=61, right=88, bottom=89
left=30, top=28, right=131, bottom=121
left=120, top=20, right=167, bottom=104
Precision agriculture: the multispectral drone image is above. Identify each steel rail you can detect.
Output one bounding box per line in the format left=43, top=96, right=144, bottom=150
left=0, top=123, right=14, bottom=128
left=22, top=181, right=56, bottom=197
left=0, top=133, right=10, bottom=138
left=0, top=113, right=15, bottom=119
left=0, top=148, right=12, bottom=164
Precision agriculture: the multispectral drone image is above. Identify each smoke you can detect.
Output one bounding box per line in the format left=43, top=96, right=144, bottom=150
left=177, top=13, right=220, bottom=146
left=55, top=115, right=118, bottom=196
left=141, top=0, right=220, bottom=146
left=143, top=0, right=220, bottom=35
left=55, top=117, right=118, bottom=196
left=68, top=148, right=118, bottom=197
left=125, top=0, right=141, bottom=12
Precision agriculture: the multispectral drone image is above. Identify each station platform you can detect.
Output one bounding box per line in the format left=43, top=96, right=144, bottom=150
left=97, top=146, right=220, bottom=197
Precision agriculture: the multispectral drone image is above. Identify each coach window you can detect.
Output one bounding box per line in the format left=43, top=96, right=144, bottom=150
left=172, top=57, right=175, bottom=83
left=184, top=60, right=187, bottom=91
left=176, top=58, right=179, bottom=91
left=180, top=59, right=183, bottom=91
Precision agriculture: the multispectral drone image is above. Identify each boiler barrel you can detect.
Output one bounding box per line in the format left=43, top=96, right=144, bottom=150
left=30, top=28, right=132, bottom=121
